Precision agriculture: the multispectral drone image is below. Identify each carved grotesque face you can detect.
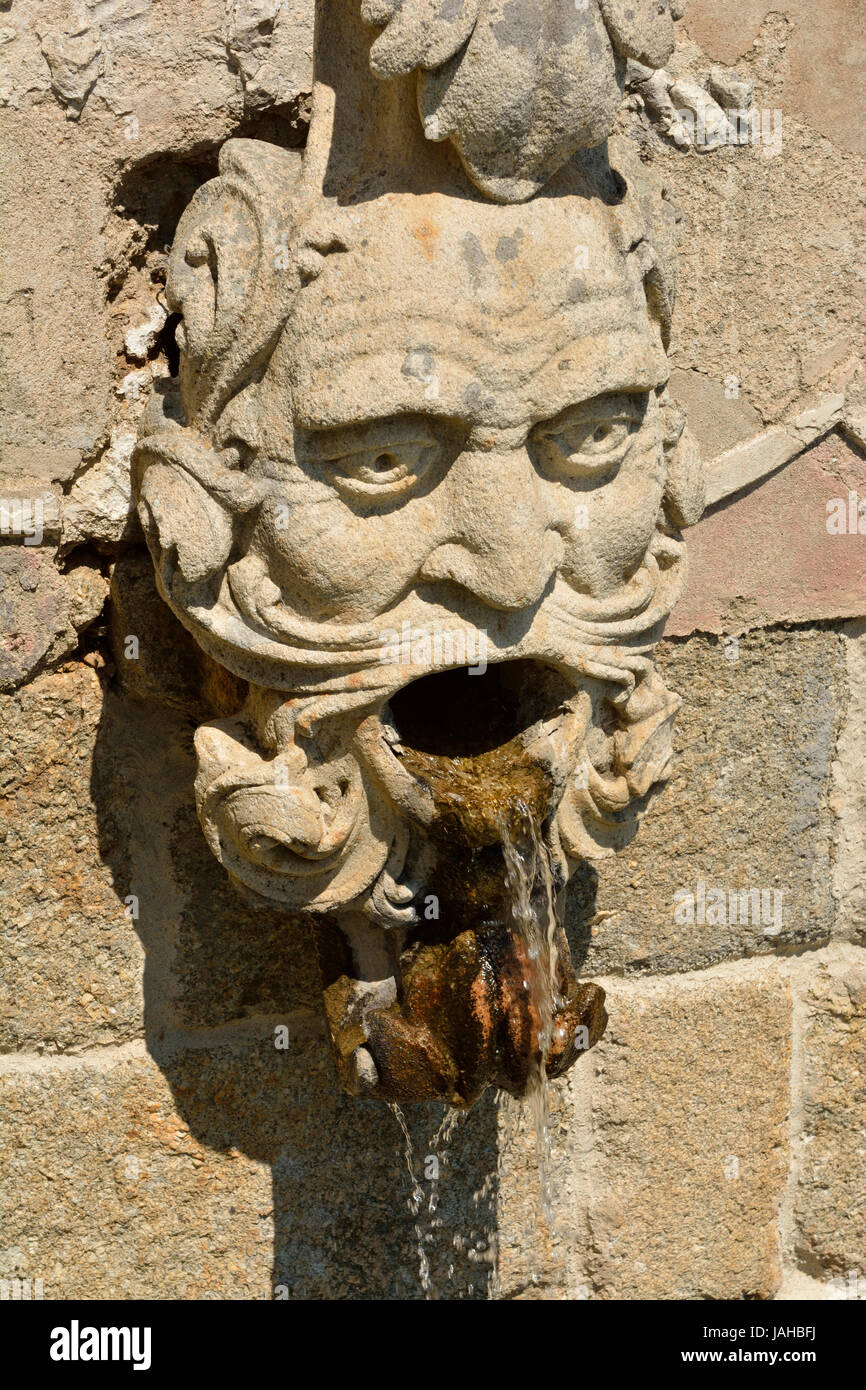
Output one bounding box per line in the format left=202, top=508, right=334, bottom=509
left=133, top=136, right=701, bottom=1105
left=234, top=190, right=669, bottom=642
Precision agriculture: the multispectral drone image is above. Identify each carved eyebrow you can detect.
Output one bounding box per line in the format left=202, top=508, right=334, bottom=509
left=534, top=391, right=651, bottom=432
left=294, top=413, right=449, bottom=460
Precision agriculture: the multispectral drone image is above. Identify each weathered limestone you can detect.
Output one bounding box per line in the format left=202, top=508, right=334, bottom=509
left=684, top=0, right=866, bottom=157
left=793, top=948, right=866, bottom=1278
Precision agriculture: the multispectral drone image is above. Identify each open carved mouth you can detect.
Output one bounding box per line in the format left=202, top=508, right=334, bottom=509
left=388, top=658, right=576, bottom=759
left=383, top=659, right=579, bottom=848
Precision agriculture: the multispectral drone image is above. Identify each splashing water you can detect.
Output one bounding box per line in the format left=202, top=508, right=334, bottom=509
left=389, top=1102, right=431, bottom=1297
left=500, top=805, right=564, bottom=1228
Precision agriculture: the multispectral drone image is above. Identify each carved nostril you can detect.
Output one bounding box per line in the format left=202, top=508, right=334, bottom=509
left=417, top=445, right=563, bottom=608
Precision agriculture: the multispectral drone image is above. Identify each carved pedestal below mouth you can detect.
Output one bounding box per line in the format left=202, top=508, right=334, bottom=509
left=323, top=931, right=609, bottom=1108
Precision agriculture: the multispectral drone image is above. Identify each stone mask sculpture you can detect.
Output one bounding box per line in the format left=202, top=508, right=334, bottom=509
left=132, top=0, right=703, bottom=1107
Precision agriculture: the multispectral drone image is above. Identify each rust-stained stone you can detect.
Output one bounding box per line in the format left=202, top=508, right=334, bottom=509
left=0, top=547, right=107, bottom=692
left=586, top=968, right=791, bottom=1299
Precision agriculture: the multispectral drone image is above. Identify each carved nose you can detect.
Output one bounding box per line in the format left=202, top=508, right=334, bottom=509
left=420, top=448, right=560, bottom=611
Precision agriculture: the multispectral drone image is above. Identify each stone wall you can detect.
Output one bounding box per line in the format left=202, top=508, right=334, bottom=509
left=1, top=1, right=865, bottom=1300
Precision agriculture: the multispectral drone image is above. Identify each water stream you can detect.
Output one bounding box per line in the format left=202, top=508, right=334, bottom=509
left=500, top=805, right=564, bottom=1229
left=389, top=1101, right=470, bottom=1299
left=391, top=802, right=566, bottom=1296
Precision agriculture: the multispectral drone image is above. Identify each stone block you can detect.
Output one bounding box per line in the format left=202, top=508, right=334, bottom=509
left=830, top=623, right=866, bottom=944
left=0, top=1039, right=503, bottom=1300
left=668, top=436, right=866, bottom=637
left=494, top=1080, right=591, bottom=1300
left=586, top=967, right=791, bottom=1299
left=568, top=627, right=841, bottom=976
left=0, top=547, right=107, bottom=691
left=793, top=948, right=866, bottom=1277
left=0, top=1047, right=273, bottom=1299
left=0, top=664, right=144, bottom=1051
left=669, top=366, right=763, bottom=464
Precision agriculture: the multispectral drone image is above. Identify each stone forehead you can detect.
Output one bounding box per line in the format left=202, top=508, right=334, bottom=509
left=256, top=191, right=664, bottom=432
left=290, top=188, right=640, bottom=328
left=267, top=189, right=657, bottom=424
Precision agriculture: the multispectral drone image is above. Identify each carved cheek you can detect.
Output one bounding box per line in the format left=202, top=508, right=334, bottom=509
left=257, top=498, right=438, bottom=617
left=559, top=447, right=666, bottom=594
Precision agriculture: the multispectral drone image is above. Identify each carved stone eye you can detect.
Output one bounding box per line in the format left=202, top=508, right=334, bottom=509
left=297, top=417, right=450, bottom=502
left=324, top=440, right=436, bottom=500
left=534, top=395, right=649, bottom=480
left=585, top=420, right=631, bottom=454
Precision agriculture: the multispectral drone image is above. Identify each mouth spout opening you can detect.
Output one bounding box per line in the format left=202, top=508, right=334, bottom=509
left=387, top=658, right=574, bottom=760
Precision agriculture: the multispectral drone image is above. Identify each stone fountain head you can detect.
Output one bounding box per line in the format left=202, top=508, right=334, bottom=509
left=132, top=0, right=702, bottom=1107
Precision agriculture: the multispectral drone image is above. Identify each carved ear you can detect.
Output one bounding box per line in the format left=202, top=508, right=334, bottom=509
left=166, top=139, right=302, bottom=428
left=664, top=425, right=706, bottom=529
left=132, top=430, right=269, bottom=593
left=135, top=459, right=233, bottom=590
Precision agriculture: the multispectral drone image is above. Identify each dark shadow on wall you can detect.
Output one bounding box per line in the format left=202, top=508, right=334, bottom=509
left=90, top=551, right=505, bottom=1299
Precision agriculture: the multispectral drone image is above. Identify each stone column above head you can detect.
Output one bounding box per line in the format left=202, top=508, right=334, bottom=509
left=306, top=0, right=682, bottom=205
